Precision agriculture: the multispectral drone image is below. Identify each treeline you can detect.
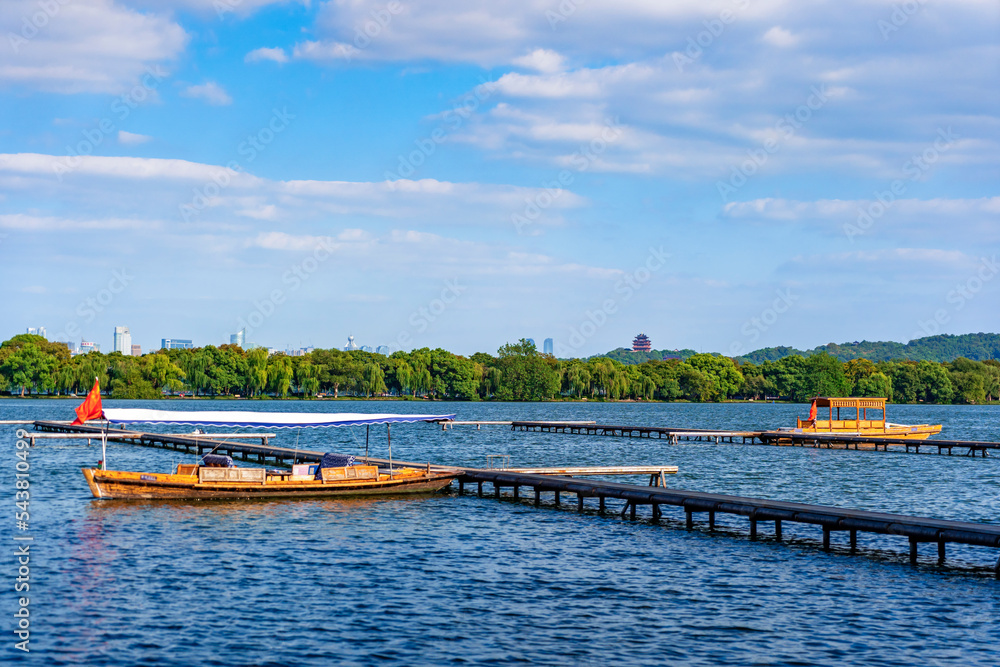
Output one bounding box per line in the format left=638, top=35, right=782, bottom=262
left=738, top=333, right=1000, bottom=364
left=1, top=334, right=998, bottom=403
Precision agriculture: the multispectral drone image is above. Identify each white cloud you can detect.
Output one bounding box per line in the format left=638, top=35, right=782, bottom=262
left=292, top=40, right=359, bottom=61
left=121, top=0, right=296, bottom=16
left=0, top=0, right=187, bottom=94
left=0, top=213, right=158, bottom=231
left=762, top=26, right=799, bottom=48
left=180, top=81, right=233, bottom=106
left=723, top=197, right=1000, bottom=222
left=245, top=47, right=289, bottom=64
left=512, top=49, right=566, bottom=74
left=0, top=153, right=586, bottom=228
left=118, top=130, right=152, bottom=145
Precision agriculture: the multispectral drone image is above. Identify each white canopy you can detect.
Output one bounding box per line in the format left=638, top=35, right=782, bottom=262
left=101, top=408, right=456, bottom=429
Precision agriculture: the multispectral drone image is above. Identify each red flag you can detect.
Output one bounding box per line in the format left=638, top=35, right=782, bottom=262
left=72, top=378, right=103, bottom=425
left=808, top=400, right=818, bottom=421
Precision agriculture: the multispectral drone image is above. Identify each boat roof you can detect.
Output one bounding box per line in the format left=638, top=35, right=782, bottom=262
left=811, top=397, right=886, bottom=409
left=101, top=408, right=456, bottom=429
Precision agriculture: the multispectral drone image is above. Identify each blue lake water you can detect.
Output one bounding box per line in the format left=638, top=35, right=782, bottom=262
left=4, top=399, right=1000, bottom=666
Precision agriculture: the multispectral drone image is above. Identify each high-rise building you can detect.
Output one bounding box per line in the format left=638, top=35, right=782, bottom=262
left=344, top=335, right=359, bottom=351
left=360, top=345, right=373, bottom=353
left=375, top=345, right=391, bottom=356
left=26, top=326, right=46, bottom=339
left=526, top=338, right=535, bottom=348
left=161, top=338, right=193, bottom=350
left=543, top=338, right=554, bottom=355
left=632, top=333, right=652, bottom=352
left=230, top=329, right=246, bottom=348
left=131, top=344, right=142, bottom=356
left=114, top=326, right=132, bottom=355
left=80, top=340, right=99, bottom=354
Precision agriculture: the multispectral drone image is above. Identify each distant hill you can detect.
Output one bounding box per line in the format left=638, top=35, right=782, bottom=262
left=591, top=347, right=699, bottom=364
left=738, top=333, right=1000, bottom=364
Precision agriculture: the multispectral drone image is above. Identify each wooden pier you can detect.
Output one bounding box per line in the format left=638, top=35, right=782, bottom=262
left=511, top=421, right=1000, bottom=456
left=457, top=468, right=1000, bottom=576
left=756, top=431, right=1000, bottom=456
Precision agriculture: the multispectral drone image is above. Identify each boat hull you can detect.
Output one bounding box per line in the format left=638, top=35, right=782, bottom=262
left=83, top=468, right=457, bottom=500
left=792, top=425, right=942, bottom=440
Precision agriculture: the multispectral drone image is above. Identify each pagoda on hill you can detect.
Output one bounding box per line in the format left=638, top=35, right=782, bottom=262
left=632, top=333, right=651, bottom=352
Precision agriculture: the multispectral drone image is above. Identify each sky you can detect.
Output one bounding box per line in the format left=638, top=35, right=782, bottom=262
left=0, top=0, right=998, bottom=358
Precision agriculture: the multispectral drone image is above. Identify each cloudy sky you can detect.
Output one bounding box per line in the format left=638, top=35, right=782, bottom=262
left=1, top=0, right=997, bottom=357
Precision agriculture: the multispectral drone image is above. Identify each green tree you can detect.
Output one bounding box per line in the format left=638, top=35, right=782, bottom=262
left=678, top=365, right=713, bottom=402
left=0, top=343, right=59, bottom=396
left=358, top=362, right=387, bottom=397
left=267, top=355, right=294, bottom=398
left=797, top=353, right=851, bottom=401
left=917, top=360, right=953, bottom=403
left=494, top=339, right=560, bottom=401
left=687, top=353, right=744, bottom=400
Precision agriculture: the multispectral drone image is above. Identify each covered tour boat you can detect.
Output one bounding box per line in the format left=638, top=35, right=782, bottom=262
left=791, top=397, right=942, bottom=439
left=81, top=409, right=460, bottom=500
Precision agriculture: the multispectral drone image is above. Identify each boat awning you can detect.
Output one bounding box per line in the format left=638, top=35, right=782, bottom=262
left=101, top=409, right=456, bottom=429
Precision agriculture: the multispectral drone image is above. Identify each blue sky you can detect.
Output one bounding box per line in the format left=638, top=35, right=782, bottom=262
left=1, top=0, right=998, bottom=357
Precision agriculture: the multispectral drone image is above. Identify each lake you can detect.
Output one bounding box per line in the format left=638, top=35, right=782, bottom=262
left=4, top=399, right=1000, bottom=666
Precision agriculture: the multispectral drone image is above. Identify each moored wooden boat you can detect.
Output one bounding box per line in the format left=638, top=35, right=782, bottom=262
left=82, top=463, right=458, bottom=500
left=79, top=407, right=460, bottom=501
left=789, top=397, right=941, bottom=440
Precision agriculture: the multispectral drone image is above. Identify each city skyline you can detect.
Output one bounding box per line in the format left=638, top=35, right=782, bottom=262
left=18, top=322, right=663, bottom=358
left=1, top=2, right=997, bottom=357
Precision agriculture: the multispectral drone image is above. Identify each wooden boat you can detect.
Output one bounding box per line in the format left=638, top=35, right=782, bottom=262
left=83, top=461, right=458, bottom=500
left=789, top=397, right=942, bottom=439
left=81, top=408, right=460, bottom=501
